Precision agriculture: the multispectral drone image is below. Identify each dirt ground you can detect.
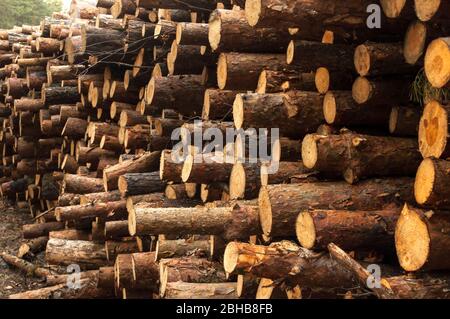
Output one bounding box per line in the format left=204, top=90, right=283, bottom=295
left=0, top=199, right=46, bottom=298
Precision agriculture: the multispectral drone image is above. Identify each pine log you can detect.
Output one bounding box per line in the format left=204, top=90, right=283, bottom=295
left=352, top=76, right=411, bottom=105
left=354, top=42, right=418, bottom=77
left=233, top=91, right=324, bottom=139
left=23, top=222, right=65, bottom=239
left=414, top=0, right=450, bottom=22
left=418, top=100, right=450, bottom=158
left=296, top=207, right=399, bottom=250
left=42, top=85, right=79, bottom=105
left=49, top=229, right=91, bottom=241
left=161, top=282, right=238, bottom=299
left=103, top=151, right=161, bottom=191
left=414, top=157, right=450, bottom=209
left=131, top=252, right=159, bottom=289
left=389, top=106, right=421, bottom=136
left=176, top=22, right=209, bottom=46
left=258, top=178, right=414, bottom=237
left=98, top=266, right=115, bottom=289
left=55, top=200, right=127, bottom=222
left=107, top=241, right=140, bottom=262
left=129, top=203, right=260, bottom=240
left=424, top=37, right=450, bottom=88
left=202, top=89, right=242, bottom=120
left=46, top=238, right=110, bottom=269
left=63, top=174, right=104, bottom=194
left=118, top=172, right=166, bottom=196
left=257, top=70, right=316, bottom=94
left=217, top=52, right=286, bottom=90
left=105, top=220, right=130, bottom=239
left=155, top=238, right=212, bottom=260
left=61, top=117, right=88, bottom=139
left=1, top=252, right=50, bottom=278
left=159, top=150, right=183, bottom=183
left=79, top=190, right=122, bottom=205
left=301, top=133, right=421, bottom=183
left=17, top=236, right=49, bottom=258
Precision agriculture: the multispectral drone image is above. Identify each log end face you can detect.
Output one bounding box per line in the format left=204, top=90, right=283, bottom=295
left=229, top=162, right=246, bottom=200
left=301, top=134, right=318, bottom=169
left=256, top=278, right=275, bottom=299
left=256, top=70, right=266, bottom=94
left=245, top=0, right=261, bottom=27
left=217, top=53, right=227, bottom=89
left=323, top=91, right=336, bottom=124
left=296, top=211, right=316, bottom=249
left=315, top=67, right=330, bottom=94
left=352, top=76, right=371, bottom=104
left=418, top=100, right=448, bottom=158
left=208, top=12, right=221, bottom=52
left=181, top=154, right=194, bottom=183
left=223, top=242, right=240, bottom=274
left=380, top=0, right=406, bottom=18
left=389, top=106, right=399, bottom=134
left=414, top=158, right=435, bottom=205
left=403, top=20, right=427, bottom=65
left=395, top=204, right=430, bottom=272
left=414, top=0, right=441, bottom=22
left=424, top=38, right=450, bottom=89
left=232, top=94, right=244, bottom=129
left=146, top=77, right=156, bottom=105
left=354, top=44, right=370, bottom=77
left=286, top=40, right=295, bottom=65
left=258, top=187, right=272, bottom=237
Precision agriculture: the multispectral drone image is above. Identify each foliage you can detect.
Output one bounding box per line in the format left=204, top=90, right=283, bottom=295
left=0, top=0, right=62, bottom=29
left=410, top=68, right=450, bottom=106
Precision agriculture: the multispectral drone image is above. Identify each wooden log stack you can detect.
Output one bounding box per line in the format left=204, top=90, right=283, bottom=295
left=0, top=0, right=449, bottom=299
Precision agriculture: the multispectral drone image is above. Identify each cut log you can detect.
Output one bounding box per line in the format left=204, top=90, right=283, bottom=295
left=107, top=241, right=140, bottom=262
left=63, top=174, right=104, bottom=194
left=323, top=90, right=392, bottom=128
left=23, top=222, right=65, bottom=239
left=45, top=238, right=110, bottom=269
left=418, top=100, right=450, bottom=158
left=258, top=178, right=414, bottom=237
left=49, top=229, right=91, bottom=241
left=257, top=70, right=316, bottom=94
left=98, top=266, right=115, bottom=289
left=301, top=133, right=421, bottom=183
left=79, top=190, right=122, bottom=205
left=17, top=236, right=49, bottom=258
left=424, top=37, right=450, bottom=88
left=1, top=252, right=50, bottom=278
left=131, top=252, right=159, bottom=289
left=129, top=203, right=260, bottom=240
left=209, top=9, right=290, bottom=53
left=181, top=154, right=233, bottom=183
left=161, top=282, right=238, bottom=299
left=103, top=151, right=161, bottom=191
left=354, top=42, right=418, bottom=76
left=296, top=208, right=399, bottom=250
left=176, top=22, right=209, bottom=46
left=105, top=220, right=130, bottom=239
left=217, top=52, right=286, bottom=90
left=159, top=150, right=183, bottom=183
left=155, top=238, right=212, bottom=260
left=389, top=106, right=421, bottom=136
left=233, top=91, right=324, bottom=139
left=414, top=157, right=450, bottom=209
left=55, top=201, right=127, bottom=222
left=118, top=172, right=166, bottom=197
left=414, top=0, right=450, bottom=22
left=352, top=76, right=411, bottom=105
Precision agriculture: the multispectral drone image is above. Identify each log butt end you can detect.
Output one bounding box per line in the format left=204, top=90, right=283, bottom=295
left=315, top=67, right=330, bottom=94
left=414, top=158, right=435, bottom=205
left=229, top=162, right=245, bottom=200
left=258, top=186, right=272, bottom=237
left=128, top=206, right=137, bottom=236
left=352, top=76, right=371, bottom=104
left=232, top=94, right=244, bottom=129
left=208, top=12, right=221, bottom=52
left=379, top=0, right=406, bottom=18
left=217, top=53, right=227, bottom=89
left=245, top=0, right=261, bottom=27
left=223, top=242, right=240, bottom=274
left=418, top=100, right=448, bottom=158
left=403, top=20, right=427, bottom=65
left=323, top=91, right=336, bottom=124
left=301, top=134, right=318, bottom=169
left=424, top=38, right=450, bottom=89
left=414, top=0, right=442, bottom=22
left=395, top=204, right=430, bottom=272
left=354, top=44, right=370, bottom=77
left=295, top=211, right=316, bottom=249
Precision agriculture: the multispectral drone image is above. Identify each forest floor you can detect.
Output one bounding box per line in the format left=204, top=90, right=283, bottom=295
left=0, top=199, right=45, bottom=298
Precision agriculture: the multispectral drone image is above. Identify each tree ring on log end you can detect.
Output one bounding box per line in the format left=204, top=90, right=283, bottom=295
left=414, top=158, right=435, bottom=205
left=395, top=204, right=430, bottom=271
left=245, top=0, right=261, bottom=27
left=315, top=67, right=330, bottom=94
left=296, top=211, right=316, bottom=249
left=128, top=206, right=137, bottom=236
left=181, top=154, right=194, bottom=182
left=258, top=187, right=272, bottom=236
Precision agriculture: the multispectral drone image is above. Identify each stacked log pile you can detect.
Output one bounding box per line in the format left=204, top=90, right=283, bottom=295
left=0, top=0, right=449, bottom=299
